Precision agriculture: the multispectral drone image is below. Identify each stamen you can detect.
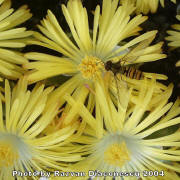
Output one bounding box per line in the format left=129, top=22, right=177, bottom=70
left=104, top=141, right=130, bottom=167
left=0, top=140, right=19, bottom=168
left=78, top=56, right=104, bottom=79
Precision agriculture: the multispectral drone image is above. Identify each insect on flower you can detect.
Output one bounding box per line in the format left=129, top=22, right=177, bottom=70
left=105, top=39, right=152, bottom=80
left=104, top=39, right=153, bottom=107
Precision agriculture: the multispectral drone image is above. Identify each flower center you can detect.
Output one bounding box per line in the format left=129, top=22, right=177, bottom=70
left=104, top=141, right=131, bottom=167
left=78, top=56, right=104, bottom=79
left=0, top=140, right=19, bottom=168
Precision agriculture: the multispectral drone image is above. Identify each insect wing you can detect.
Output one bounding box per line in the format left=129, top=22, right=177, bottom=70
left=114, top=74, right=129, bottom=111
left=120, top=39, right=152, bottom=66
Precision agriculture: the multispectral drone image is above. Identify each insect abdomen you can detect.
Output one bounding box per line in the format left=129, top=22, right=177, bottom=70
left=123, top=67, right=143, bottom=80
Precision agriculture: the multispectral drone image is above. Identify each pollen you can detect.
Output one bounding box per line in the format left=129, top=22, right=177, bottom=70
left=104, top=141, right=131, bottom=167
left=78, top=56, right=104, bottom=79
left=0, top=141, right=19, bottom=168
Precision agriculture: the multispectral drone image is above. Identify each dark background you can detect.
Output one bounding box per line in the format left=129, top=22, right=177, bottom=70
left=12, top=0, right=180, bottom=100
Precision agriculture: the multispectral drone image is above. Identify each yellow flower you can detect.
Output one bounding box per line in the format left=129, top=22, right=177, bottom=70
left=24, top=0, right=166, bottom=107
left=121, top=0, right=176, bottom=14
left=61, top=77, right=180, bottom=180
left=0, top=0, right=33, bottom=80
left=165, top=15, right=180, bottom=67
left=166, top=16, right=180, bottom=48
left=0, top=78, right=81, bottom=180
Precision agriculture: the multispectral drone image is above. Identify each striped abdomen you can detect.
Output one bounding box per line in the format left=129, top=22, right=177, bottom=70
left=122, top=66, right=144, bottom=80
